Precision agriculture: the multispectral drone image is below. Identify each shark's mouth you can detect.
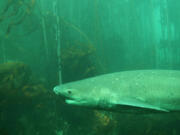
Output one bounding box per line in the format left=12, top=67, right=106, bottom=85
left=57, top=94, right=78, bottom=104
left=64, top=96, right=82, bottom=104
left=65, top=97, right=89, bottom=106
left=65, top=99, right=79, bottom=104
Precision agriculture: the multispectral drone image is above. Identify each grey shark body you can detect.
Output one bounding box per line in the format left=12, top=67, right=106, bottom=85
left=54, top=70, right=180, bottom=113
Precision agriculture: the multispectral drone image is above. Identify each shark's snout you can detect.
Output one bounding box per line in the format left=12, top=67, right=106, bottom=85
left=53, top=86, right=61, bottom=95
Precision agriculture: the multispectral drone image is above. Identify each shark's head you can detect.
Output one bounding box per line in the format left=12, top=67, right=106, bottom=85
left=53, top=83, right=98, bottom=107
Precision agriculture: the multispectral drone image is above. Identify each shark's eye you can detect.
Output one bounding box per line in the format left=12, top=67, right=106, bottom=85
left=68, top=90, right=72, bottom=94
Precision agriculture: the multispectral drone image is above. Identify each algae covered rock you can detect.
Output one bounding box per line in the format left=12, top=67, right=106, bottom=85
left=0, top=62, right=32, bottom=102
left=0, top=62, right=56, bottom=135
left=61, top=42, right=101, bottom=83
left=0, top=61, right=49, bottom=106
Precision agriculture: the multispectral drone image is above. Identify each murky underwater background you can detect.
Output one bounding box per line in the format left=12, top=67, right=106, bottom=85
left=0, top=0, right=180, bottom=135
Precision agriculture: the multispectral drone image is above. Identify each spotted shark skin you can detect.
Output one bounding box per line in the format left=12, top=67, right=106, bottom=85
left=54, top=70, right=180, bottom=113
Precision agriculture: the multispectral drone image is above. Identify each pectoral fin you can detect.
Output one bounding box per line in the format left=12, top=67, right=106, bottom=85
left=115, top=98, right=169, bottom=112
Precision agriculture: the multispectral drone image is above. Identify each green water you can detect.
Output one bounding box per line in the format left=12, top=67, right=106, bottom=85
left=0, top=0, right=180, bottom=135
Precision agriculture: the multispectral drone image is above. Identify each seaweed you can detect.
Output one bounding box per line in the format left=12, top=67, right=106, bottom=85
left=0, top=62, right=57, bottom=135
left=60, top=41, right=101, bottom=83
left=0, top=0, right=36, bottom=37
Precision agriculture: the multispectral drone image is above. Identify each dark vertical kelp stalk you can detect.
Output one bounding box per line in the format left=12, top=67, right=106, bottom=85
left=0, top=40, right=6, bottom=63
left=39, top=0, right=49, bottom=60
left=53, top=0, right=62, bottom=84
left=56, top=16, right=63, bottom=84
left=159, top=0, right=173, bottom=68
left=41, top=16, right=49, bottom=60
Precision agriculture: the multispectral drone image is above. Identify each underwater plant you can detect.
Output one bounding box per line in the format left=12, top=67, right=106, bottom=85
left=0, top=62, right=58, bottom=135
left=0, top=0, right=36, bottom=37
left=60, top=41, right=100, bottom=83
left=0, top=0, right=38, bottom=63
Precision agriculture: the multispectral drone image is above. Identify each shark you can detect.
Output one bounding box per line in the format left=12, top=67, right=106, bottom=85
left=53, top=70, right=180, bottom=113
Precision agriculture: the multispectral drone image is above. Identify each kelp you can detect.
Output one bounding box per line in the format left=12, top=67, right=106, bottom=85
left=0, top=0, right=36, bottom=37
left=60, top=41, right=100, bottom=83
left=0, top=62, right=56, bottom=135
left=0, top=62, right=50, bottom=108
